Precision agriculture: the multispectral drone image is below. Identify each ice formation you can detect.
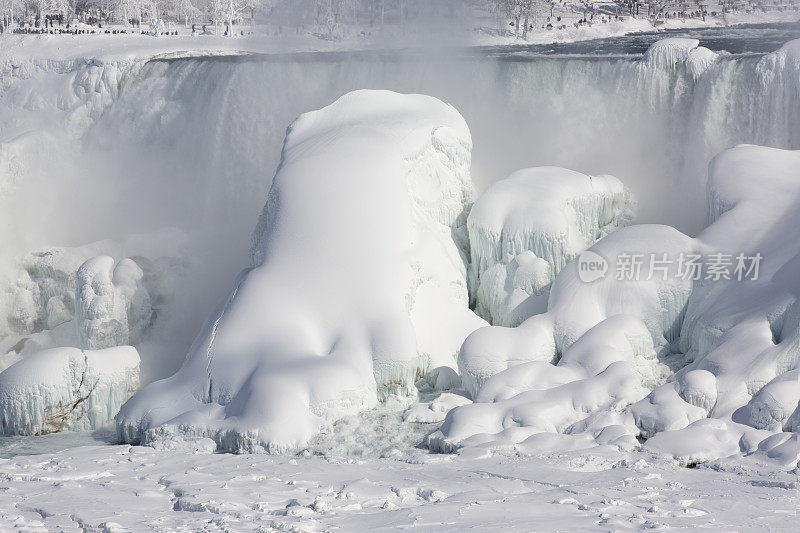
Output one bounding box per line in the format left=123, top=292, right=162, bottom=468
left=116, top=90, right=486, bottom=453
left=0, top=230, right=187, bottom=370
left=641, top=38, right=718, bottom=79
left=432, top=145, right=800, bottom=465
left=0, top=37, right=798, bottom=463
left=467, top=167, right=631, bottom=326
left=75, top=256, right=152, bottom=350
left=0, top=346, right=140, bottom=435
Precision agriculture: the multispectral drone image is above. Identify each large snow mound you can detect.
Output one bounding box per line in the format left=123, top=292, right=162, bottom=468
left=0, top=346, right=140, bottom=435
left=434, top=145, right=800, bottom=464
left=116, top=90, right=486, bottom=453
left=468, top=167, right=631, bottom=326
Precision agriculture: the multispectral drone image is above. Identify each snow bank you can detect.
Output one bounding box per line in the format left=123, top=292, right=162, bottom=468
left=467, top=167, right=630, bottom=326
left=0, top=346, right=140, bottom=435
left=433, top=145, right=800, bottom=464
left=116, top=90, right=486, bottom=453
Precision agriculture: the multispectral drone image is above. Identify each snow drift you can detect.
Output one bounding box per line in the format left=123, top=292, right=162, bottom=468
left=432, top=145, right=800, bottom=465
left=0, top=345, right=140, bottom=435
left=116, top=90, right=486, bottom=453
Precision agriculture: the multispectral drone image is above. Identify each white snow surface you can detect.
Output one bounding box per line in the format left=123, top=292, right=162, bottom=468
left=468, top=166, right=631, bottom=326
left=116, top=90, right=486, bottom=453
left=0, top=443, right=796, bottom=531
left=0, top=346, right=140, bottom=435
left=434, top=145, right=800, bottom=466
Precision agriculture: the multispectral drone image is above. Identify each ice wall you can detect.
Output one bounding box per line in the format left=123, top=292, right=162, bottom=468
left=78, top=37, right=800, bottom=243
left=115, top=90, right=485, bottom=453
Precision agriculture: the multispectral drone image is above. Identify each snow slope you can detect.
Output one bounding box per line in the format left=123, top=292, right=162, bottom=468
left=116, top=90, right=486, bottom=453
left=0, top=346, right=139, bottom=435
left=432, top=144, right=800, bottom=466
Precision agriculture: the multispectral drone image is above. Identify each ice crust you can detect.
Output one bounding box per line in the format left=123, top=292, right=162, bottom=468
left=433, top=145, right=800, bottom=465
left=0, top=346, right=140, bottom=435
left=468, top=167, right=631, bottom=326
left=116, top=90, right=486, bottom=453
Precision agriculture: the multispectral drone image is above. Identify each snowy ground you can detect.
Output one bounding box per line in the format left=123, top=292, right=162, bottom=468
left=0, top=442, right=796, bottom=531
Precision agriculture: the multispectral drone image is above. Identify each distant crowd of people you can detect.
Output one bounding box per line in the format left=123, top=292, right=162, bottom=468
left=0, top=17, right=252, bottom=37
left=3, top=25, right=181, bottom=36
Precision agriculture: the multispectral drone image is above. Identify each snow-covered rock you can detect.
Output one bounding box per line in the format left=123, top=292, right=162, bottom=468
left=0, top=346, right=140, bottom=435
left=434, top=145, right=800, bottom=461
left=403, top=393, right=472, bottom=424
left=467, top=167, right=630, bottom=326
left=641, top=38, right=718, bottom=78
left=116, top=90, right=487, bottom=453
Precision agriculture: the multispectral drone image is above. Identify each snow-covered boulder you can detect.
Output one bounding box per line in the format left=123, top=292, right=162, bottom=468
left=741, top=369, right=799, bottom=432
left=435, top=145, right=800, bottom=461
left=641, top=38, right=718, bottom=79
left=116, top=90, right=486, bottom=453
left=403, top=393, right=472, bottom=424
left=468, top=167, right=630, bottom=326
left=0, top=346, right=140, bottom=435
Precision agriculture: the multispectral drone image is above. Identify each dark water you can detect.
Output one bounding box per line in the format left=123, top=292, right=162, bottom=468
left=483, top=21, right=800, bottom=58
left=0, top=428, right=117, bottom=458
left=154, top=22, right=800, bottom=66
